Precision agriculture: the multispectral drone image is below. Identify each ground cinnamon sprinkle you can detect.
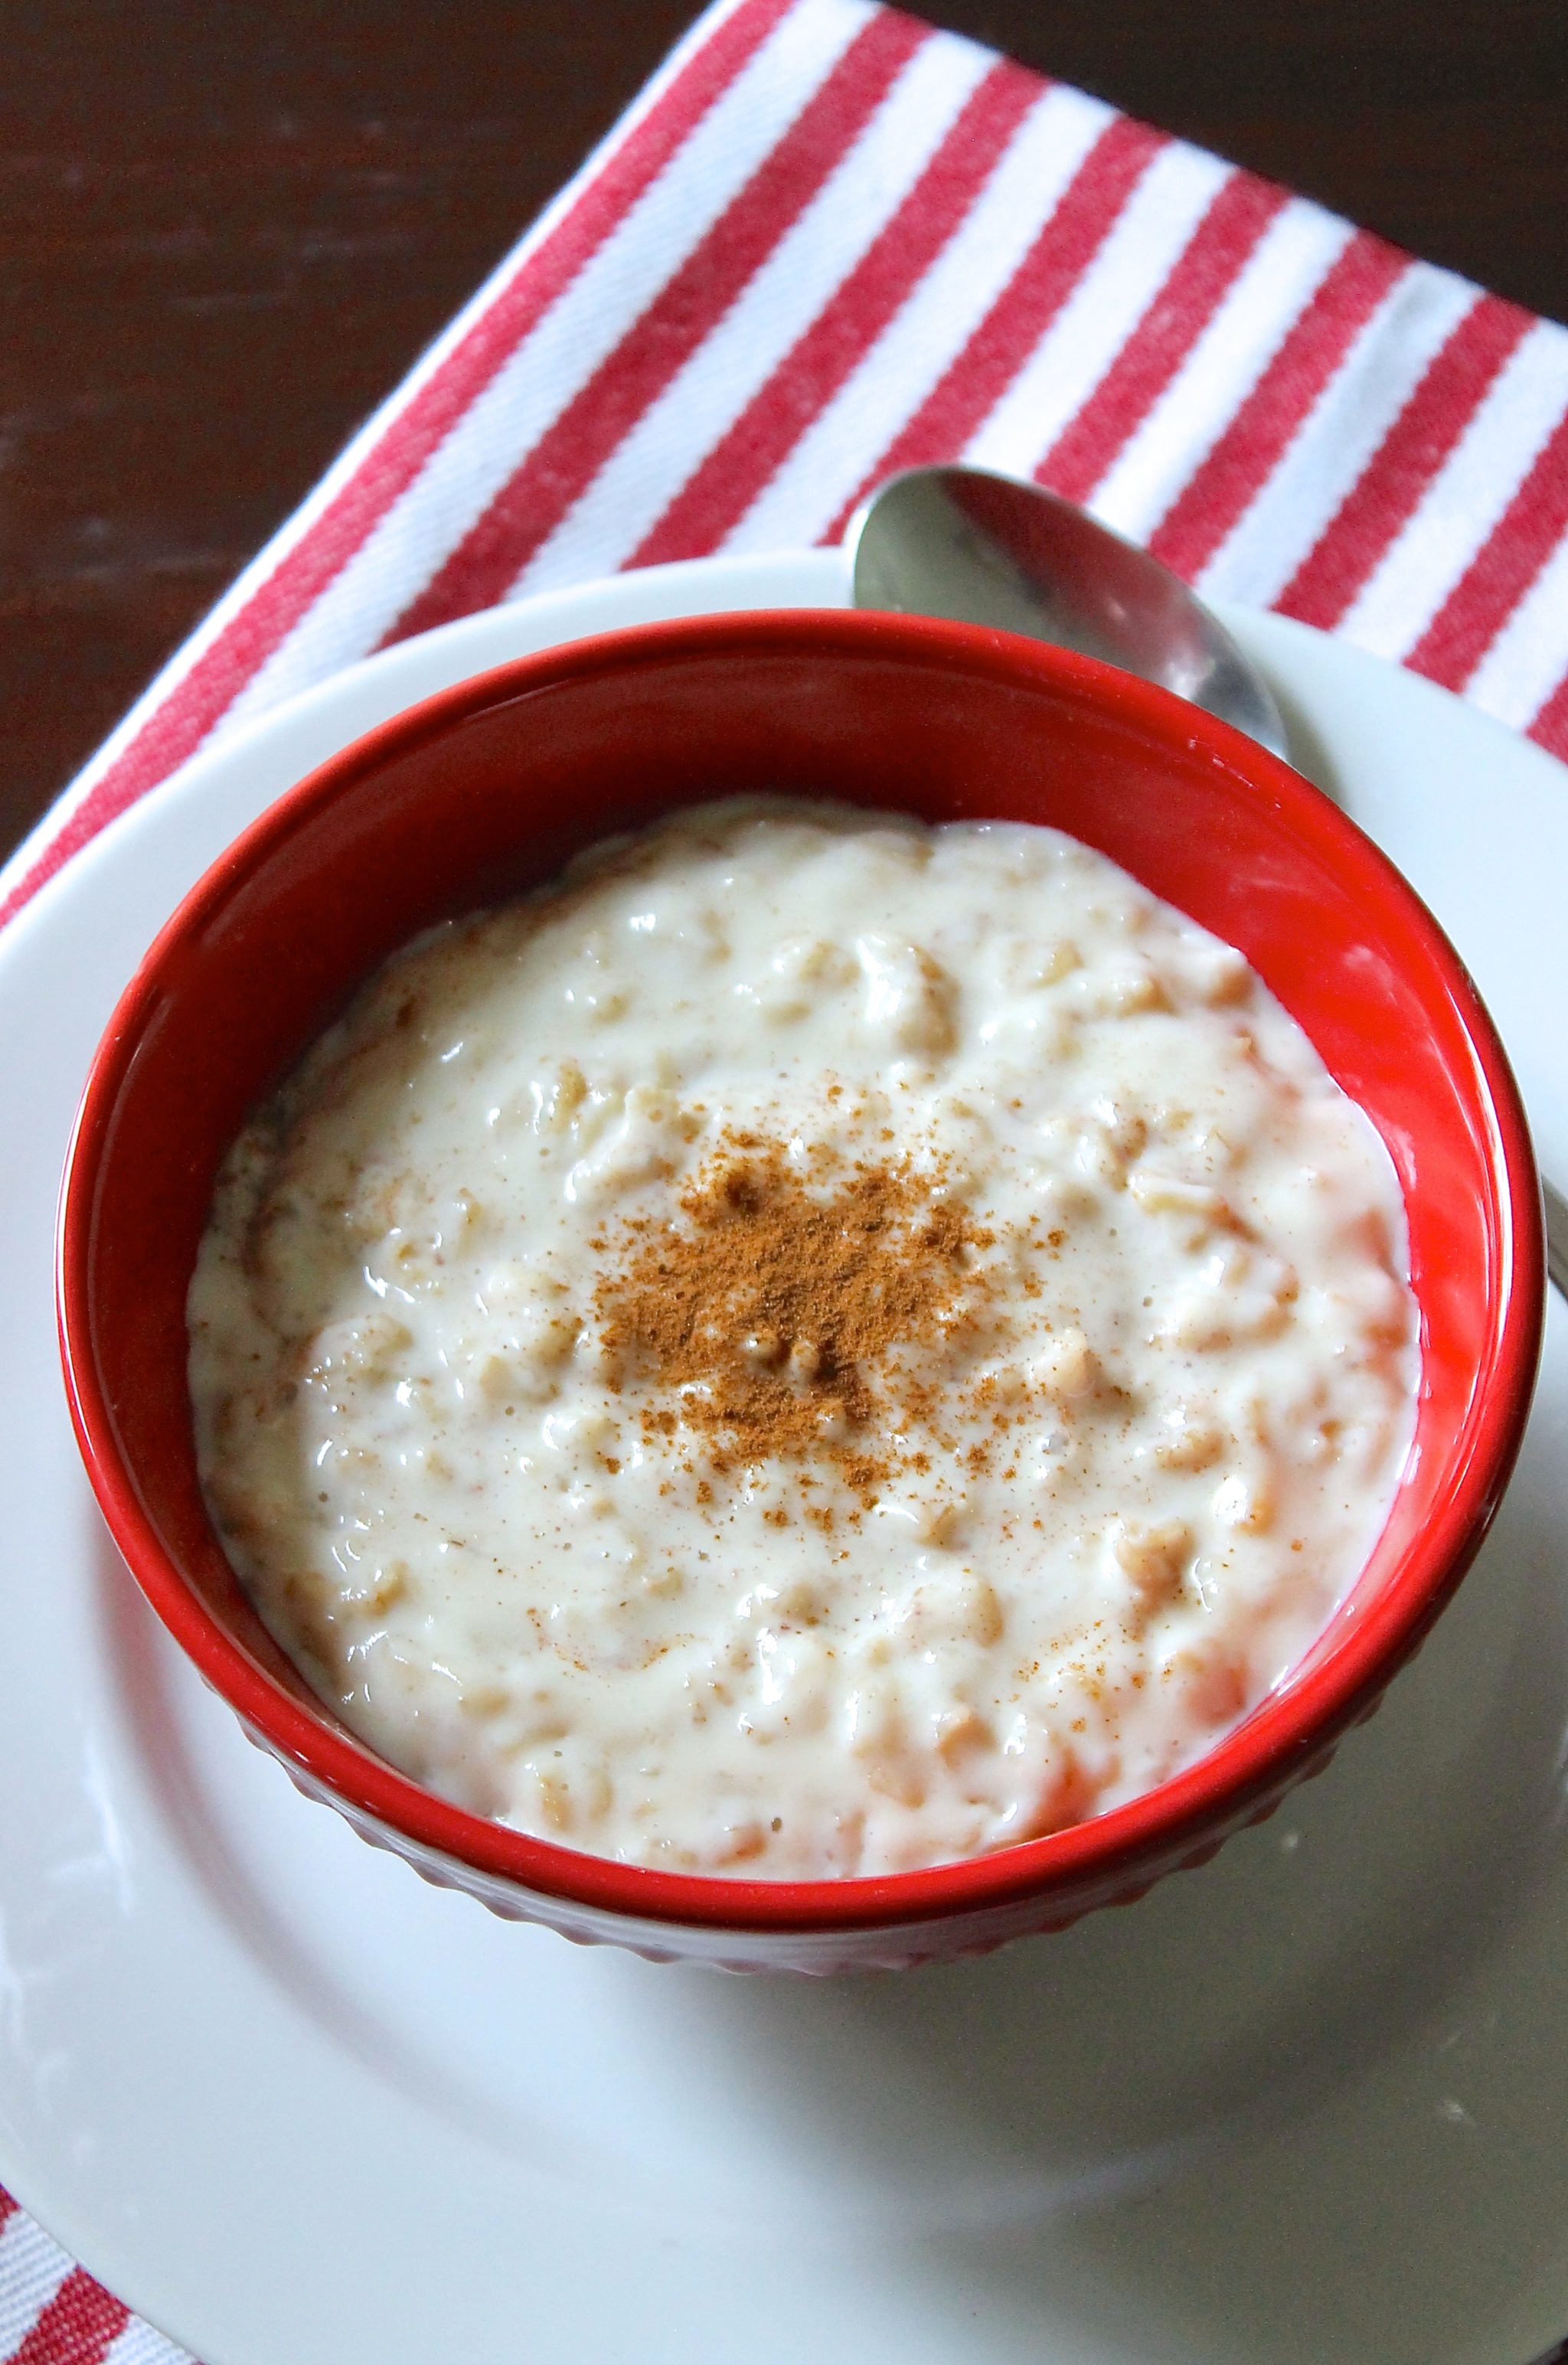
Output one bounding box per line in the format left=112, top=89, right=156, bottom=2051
left=593, top=1138, right=995, bottom=1487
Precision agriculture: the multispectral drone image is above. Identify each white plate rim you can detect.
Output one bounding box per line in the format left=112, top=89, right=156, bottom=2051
left=5, top=548, right=1568, bottom=2365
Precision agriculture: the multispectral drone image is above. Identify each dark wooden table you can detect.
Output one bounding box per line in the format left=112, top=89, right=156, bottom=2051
left=4, top=0, right=1566, bottom=866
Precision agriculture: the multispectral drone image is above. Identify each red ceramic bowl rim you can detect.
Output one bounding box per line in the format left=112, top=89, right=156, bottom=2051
left=58, top=609, right=1544, bottom=1935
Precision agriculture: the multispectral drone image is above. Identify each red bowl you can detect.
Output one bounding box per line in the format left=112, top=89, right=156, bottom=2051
left=58, top=611, right=1544, bottom=1972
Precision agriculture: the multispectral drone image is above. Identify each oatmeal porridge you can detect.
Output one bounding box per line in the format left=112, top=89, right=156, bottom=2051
left=188, top=799, right=1418, bottom=1877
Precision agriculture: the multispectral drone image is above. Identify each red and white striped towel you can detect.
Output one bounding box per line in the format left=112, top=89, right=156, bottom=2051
left=0, top=2189, right=180, bottom=2365
left=5, top=0, right=1568, bottom=950
left=6, top=0, right=1568, bottom=2354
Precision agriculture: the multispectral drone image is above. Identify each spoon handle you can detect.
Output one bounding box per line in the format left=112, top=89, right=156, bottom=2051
left=1547, top=1179, right=1568, bottom=1302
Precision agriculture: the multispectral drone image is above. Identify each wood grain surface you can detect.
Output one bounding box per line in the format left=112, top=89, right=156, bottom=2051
left=2, top=0, right=1565, bottom=863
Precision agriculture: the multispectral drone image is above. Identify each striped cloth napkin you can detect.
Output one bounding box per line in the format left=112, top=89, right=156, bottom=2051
left=6, top=0, right=1568, bottom=2355
left=4, top=0, right=1568, bottom=947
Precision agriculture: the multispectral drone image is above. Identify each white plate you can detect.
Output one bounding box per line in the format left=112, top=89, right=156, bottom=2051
left=5, top=550, right=1568, bottom=2365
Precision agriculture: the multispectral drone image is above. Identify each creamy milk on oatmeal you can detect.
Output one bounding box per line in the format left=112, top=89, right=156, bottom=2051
left=188, top=799, right=1418, bottom=1878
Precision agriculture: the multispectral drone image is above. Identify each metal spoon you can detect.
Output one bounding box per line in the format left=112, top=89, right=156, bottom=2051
left=845, top=462, right=1561, bottom=1302
left=846, top=462, right=1290, bottom=759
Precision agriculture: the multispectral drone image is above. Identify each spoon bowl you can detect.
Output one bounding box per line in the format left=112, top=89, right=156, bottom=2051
left=847, top=462, right=1290, bottom=758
